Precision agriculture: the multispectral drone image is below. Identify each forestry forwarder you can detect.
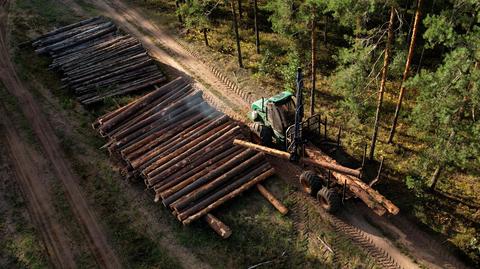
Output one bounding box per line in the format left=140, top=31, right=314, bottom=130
left=236, top=68, right=399, bottom=216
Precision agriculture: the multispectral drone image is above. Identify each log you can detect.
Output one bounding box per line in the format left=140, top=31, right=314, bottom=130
left=122, top=112, right=213, bottom=161
left=105, top=84, right=193, bottom=137
left=203, top=214, right=232, bottom=239
left=256, top=184, right=288, bottom=215
left=171, top=152, right=266, bottom=212
left=116, top=103, right=209, bottom=155
left=36, top=22, right=117, bottom=54
left=182, top=168, right=276, bottom=225
left=112, top=97, right=204, bottom=149
left=176, top=163, right=271, bottom=221
left=81, top=76, right=167, bottom=105
left=156, top=139, right=242, bottom=193
left=157, top=145, right=242, bottom=196
left=112, top=90, right=201, bottom=142
left=143, top=123, right=231, bottom=181
left=132, top=115, right=228, bottom=169
left=32, top=16, right=102, bottom=44
left=161, top=148, right=255, bottom=206
left=305, top=145, right=399, bottom=215
left=145, top=125, right=239, bottom=179
left=146, top=128, right=239, bottom=187
left=60, top=39, right=141, bottom=71
left=233, top=139, right=361, bottom=178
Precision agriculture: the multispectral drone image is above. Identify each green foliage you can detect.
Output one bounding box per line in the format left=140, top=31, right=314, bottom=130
left=265, top=0, right=297, bottom=36
left=326, top=0, right=377, bottom=30
left=330, top=45, right=377, bottom=122
left=177, top=0, right=214, bottom=31
left=278, top=50, right=301, bottom=92
left=408, top=18, right=480, bottom=173
left=405, top=175, right=427, bottom=197
left=258, top=48, right=277, bottom=76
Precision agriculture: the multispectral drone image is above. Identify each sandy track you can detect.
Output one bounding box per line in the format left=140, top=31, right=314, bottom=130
left=0, top=106, right=76, bottom=269
left=0, top=1, right=121, bottom=268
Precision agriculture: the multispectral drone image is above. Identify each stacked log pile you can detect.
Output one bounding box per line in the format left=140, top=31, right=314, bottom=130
left=31, top=17, right=166, bottom=105
left=94, top=77, right=275, bottom=229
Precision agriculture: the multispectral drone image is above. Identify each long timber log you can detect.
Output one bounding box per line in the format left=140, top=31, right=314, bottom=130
left=233, top=139, right=361, bottom=177
left=32, top=16, right=103, bottom=44
left=100, top=78, right=188, bottom=132
left=156, top=145, right=243, bottom=197
left=162, top=148, right=255, bottom=207
left=171, top=152, right=266, bottom=212
left=176, top=163, right=271, bottom=221
left=182, top=168, right=276, bottom=225
left=145, top=125, right=239, bottom=181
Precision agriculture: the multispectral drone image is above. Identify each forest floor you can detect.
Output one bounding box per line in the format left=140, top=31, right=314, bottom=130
left=0, top=0, right=474, bottom=268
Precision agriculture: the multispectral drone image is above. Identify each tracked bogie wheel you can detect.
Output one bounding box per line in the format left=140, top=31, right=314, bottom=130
left=259, top=125, right=273, bottom=146
left=252, top=122, right=273, bottom=146
left=317, top=187, right=341, bottom=213
left=299, top=170, right=323, bottom=196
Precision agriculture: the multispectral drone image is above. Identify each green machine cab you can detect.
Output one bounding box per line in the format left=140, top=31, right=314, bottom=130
left=249, top=91, right=296, bottom=147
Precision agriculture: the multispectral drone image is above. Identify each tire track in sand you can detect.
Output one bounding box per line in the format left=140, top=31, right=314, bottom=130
left=0, top=1, right=122, bottom=268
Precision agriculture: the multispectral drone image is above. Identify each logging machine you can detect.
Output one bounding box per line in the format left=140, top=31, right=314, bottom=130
left=241, top=68, right=399, bottom=215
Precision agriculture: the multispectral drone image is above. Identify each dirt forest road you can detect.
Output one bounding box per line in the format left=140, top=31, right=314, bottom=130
left=0, top=106, right=76, bottom=268
left=0, top=1, right=121, bottom=268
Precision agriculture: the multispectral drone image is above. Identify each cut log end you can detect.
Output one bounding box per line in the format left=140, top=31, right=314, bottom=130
left=204, top=214, right=232, bottom=239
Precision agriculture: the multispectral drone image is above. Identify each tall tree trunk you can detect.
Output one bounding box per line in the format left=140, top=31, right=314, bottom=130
left=355, top=16, right=362, bottom=46
left=369, top=7, right=396, bottom=160
left=429, top=165, right=443, bottom=190
left=430, top=129, right=455, bottom=190
left=237, top=0, right=243, bottom=19
left=254, top=0, right=260, bottom=54
left=203, top=28, right=209, bottom=47
left=387, top=0, right=423, bottom=143
left=310, top=9, right=317, bottom=116
left=175, top=0, right=183, bottom=23
left=231, top=0, right=243, bottom=68
left=323, top=15, right=328, bottom=45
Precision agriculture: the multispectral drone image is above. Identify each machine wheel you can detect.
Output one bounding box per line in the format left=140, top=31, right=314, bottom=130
left=299, top=170, right=323, bottom=196
left=259, top=124, right=273, bottom=146
left=317, top=187, right=341, bottom=213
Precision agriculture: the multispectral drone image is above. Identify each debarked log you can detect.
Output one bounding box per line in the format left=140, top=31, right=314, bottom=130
left=176, top=163, right=271, bottom=221
left=233, top=139, right=361, bottom=178
left=182, top=168, right=276, bottom=225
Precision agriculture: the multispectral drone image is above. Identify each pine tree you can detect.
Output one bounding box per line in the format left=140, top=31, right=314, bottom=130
left=388, top=0, right=423, bottom=143
left=177, top=0, right=213, bottom=47
left=231, top=0, right=244, bottom=67
left=407, top=0, right=479, bottom=190
left=369, top=6, right=396, bottom=160
left=253, top=0, right=260, bottom=53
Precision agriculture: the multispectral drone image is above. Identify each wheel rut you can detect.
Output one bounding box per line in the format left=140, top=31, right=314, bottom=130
left=0, top=1, right=122, bottom=268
